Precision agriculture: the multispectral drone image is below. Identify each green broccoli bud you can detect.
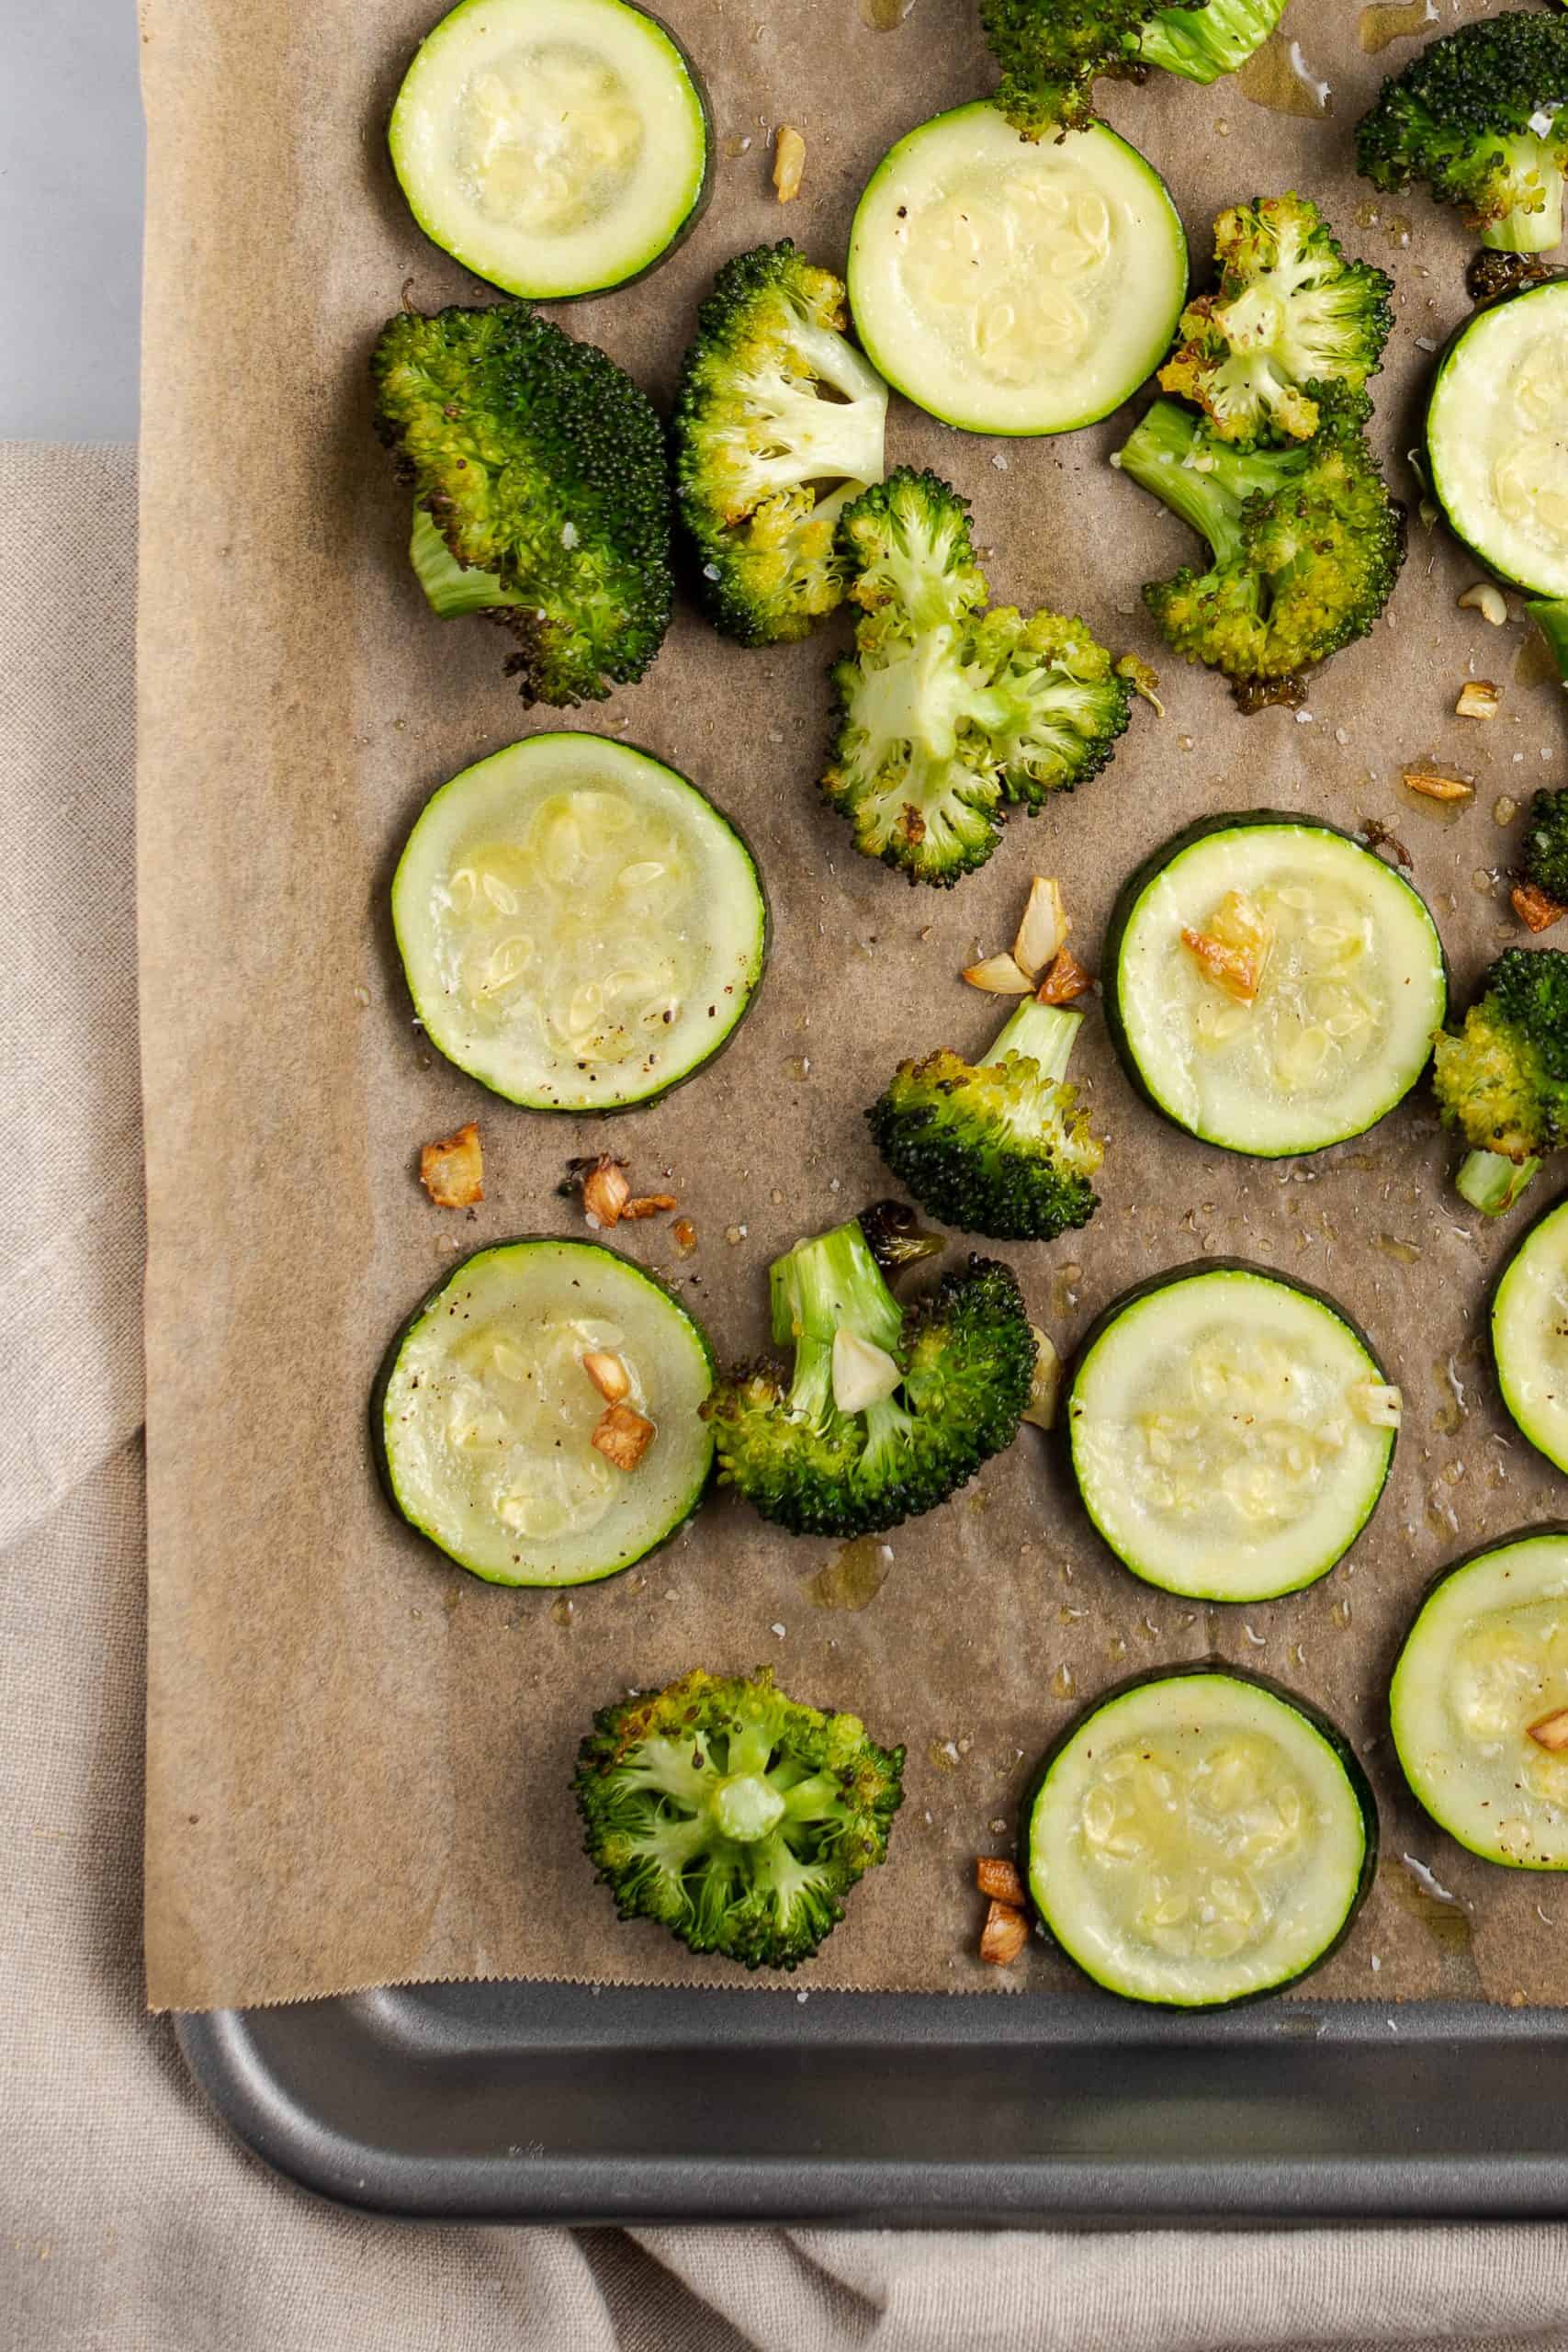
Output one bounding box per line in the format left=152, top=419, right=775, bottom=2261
left=371, top=301, right=672, bottom=707
left=704, top=1215, right=1035, bottom=1536
left=673, top=243, right=889, bottom=647
left=1433, top=946, right=1568, bottom=1216
left=1355, top=14, right=1568, bottom=254
left=1111, top=394, right=1404, bottom=708
left=574, top=1667, right=905, bottom=1971
left=823, top=469, right=1134, bottom=887
left=1525, top=786, right=1568, bottom=905
left=1158, top=195, right=1393, bottom=446
left=981, top=0, right=1285, bottom=137
left=868, top=999, right=1103, bottom=1241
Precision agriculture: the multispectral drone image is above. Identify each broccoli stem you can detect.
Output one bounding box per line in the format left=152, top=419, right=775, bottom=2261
left=1457, top=1148, right=1541, bottom=1216
left=408, top=504, right=526, bottom=618
left=1113, top=400, right=1289, bottom=565
left=988, top=998, right=1084, bottom=1081
left=1527, top=598, right=1568, bottom=686
left=772, top=1219, right=904, bottom=1426
left=1480, top=137, right=1566, bottom=254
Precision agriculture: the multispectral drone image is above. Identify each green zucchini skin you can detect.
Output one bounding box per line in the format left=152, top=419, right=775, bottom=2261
left=370, top=1234, right=716, bottom=1587
left=1061, top=1257, right=1398, bottom=1598
left=1490, top=1190, right=1568, bottom=1475
left=1018, top=1661, right=1380, bottom=2009
left=1100, top=811, right=1449, bottom=1157
left=1389, top=1522, right=1568, bottom=1867
left=389, top=0, right=714, bottom=304
left=1422, top=279, right=1568, bottom=597
left=392, top=733, right=772, bottom=1118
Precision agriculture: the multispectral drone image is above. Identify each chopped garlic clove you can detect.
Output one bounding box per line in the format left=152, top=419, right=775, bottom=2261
left=1013, top=876, right=1068, bottom=978
left=773, top=124, right=806, bottom=202
left=1513, top=880, right=1566, bottom=933
left=1528, top=1708, right=1568, bottom=1753
left=1455, top=680, right=1501, bottom=720
left=1036, top=946, right=1093, bottom=1004
left=1458, top=582, right=1508, bottom=627
left=831, top=1329, right=903, bottom=1415
left=963, top=951, right=1033, bottom=994
left=978, top=1899, right=1029, bottom=1966
left=582, top=1350, right=631, bottom=1405
left=1349, top=1380, right=1403, bottom=1430
left=592, top=1400, right=655, bottom=1471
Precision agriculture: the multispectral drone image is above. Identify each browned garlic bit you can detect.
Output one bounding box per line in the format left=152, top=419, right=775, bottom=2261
left=962, top=950, right=1033, bottom=995
left=564, top=1154, right=677, bottom=1229
left=1513, top=880, right=1567, bottom=933
left=1180, top=889, right=1272, bottom=1005
left=419, top=1121, right=484, bottom=1208
left=976, top=1855, right=1026, bottom=1907
left=1402, top=762, right=1474, bottom=804
left=773, top=124, right=806, bottom=202
left=591, top=1400, right=656, bottom=1472
left=978, top=1897, right=1029, bottom=1967
left=1528, top=1709, right=1568, bottom=1754
left=1458, top=582, right=1508, bottom=627
left=1012, top=876, right=1069, bottom=979
left=1455, top=680, right=1501, bottom=720
left=1036, top=946, right=1094, bottom=1005
left=581, top=1350, right=631, bottom=1405
left=621, top=1191, right=679, bottom=1220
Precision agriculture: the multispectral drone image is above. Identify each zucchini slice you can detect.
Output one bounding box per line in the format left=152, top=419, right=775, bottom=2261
left=389, top=0, right=711, bottom=301
left=845, top=103, right=1187, bottom=436
left=1066, top=1261, right=1397, bottom=1603
left=1391, top=1527, right=1568, bottom=1867
left=1426, top=281, right=1568, bottom=609
left=376, top=1237, right=714, bottom=1585
left=393, top=733, right=768, bottom=1113
left=1493, top=1194, right=1568, bottom=1476
left=1104, top=814, right=1447, bottom=1158
left=1025, top=1666, right=1376, bottom=2007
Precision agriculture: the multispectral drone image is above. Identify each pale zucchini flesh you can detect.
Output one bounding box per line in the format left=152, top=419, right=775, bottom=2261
left=377, top=1238, right=714, bottom=1585
left=392, top=733, right=767, bottom=1113
left=1427, top=282, right=1568, bottom=601
left=1494, top=1196, right=1568, bottom=1476
left=389, top=0, right=710, bottom=300
left=1108, top=819, right=1447, bottom=1157
left=1067, top=1265, right=1394, bottom=1603
left=1392, top=1532, right=1568, bottom=1868
left=1027, top=1669, right=1374, bottom=2007
left=846, top=105, right=1187, bottom=436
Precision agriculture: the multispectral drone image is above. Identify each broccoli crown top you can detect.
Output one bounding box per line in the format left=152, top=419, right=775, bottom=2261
left=371, top=302, right=672, bottom=706
left=1158, top=195, right=1393, bottom=447
left=1525, top=786, right=1568, bottom=904
left=1355, top=13, right=1568, bottom=245
left=704, top=1216, right=1035, bottom=1537
left=673, top=242, right=888, bottom=647
left=867, top=1000, right=1104, bottom=1241
left=823, top=469, right=1134, bottom=886
left=1432, top=946, right=1568, bottom=1160
left=1114, top=394, right=1404, bottom=703
left=573, top=1667, right=905, bottom=1971
left=980, top=0, right=1280, bottom=134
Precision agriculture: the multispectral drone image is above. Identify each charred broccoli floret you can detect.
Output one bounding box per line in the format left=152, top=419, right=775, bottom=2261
left=673, top=243, right=889, bottom=647
left=981, top=0, right=1286, bottom=138
left=1111, top=394, right=1404, bottom=709
left=868, top=1000, right=1103, bottom=1241
left=704, top=1213, right=1035, bottom=1536
left=823, top=469, right=1134, bottom=887
left=1158, top=195, right=1393, bottom=446
left=1355, top=13, right=1568, bottom=254
left=371, top=301, right=672, bottom=705
left=1432, top=947, right=1568, bottom=1215
left=574, top=1667, right=904, bottom=1971
left=1525, top=786, right=1568, bottom=906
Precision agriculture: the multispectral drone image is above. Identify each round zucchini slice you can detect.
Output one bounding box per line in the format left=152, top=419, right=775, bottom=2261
left=389, top=0, right=711, bottom=302
left=376, top=1237, right=714, bottom=1585
left=845, top=103, right=1187, bottom=436
left=1025, top=1666, right=1377, bottom=2007
left=1494, top=1194, right=1568, bottom=1475
left=1104, top=814, right=1447, bottom=1158
left=1066, top=1261, right=1397, bottom=1603
left=1391, top=1527, right=1568, bottom=1868
left=393, top=733, right=768, bottom=1113
left=1426, top=281, right=1568, bottom=603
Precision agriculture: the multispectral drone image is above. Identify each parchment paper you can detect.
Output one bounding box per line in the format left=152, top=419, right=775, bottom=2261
left=139, top=0, right=1568, bottom=2011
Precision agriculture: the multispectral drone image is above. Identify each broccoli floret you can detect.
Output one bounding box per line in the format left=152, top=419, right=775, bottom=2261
left=822, top=469, right=1134, bottom=887
left=371, top=301, right=672, bottom=706
left=868, top=1000, right=1103, bottom=1241
left=574, top=1667, right=905, bottom=1971
left=673, top=243, right=889, bottom=647
left=981, top=0, right=1286, bottom=137
left=704, top=1213, right=1035, bottom=1537
left=1432, top=947, right=1568, bottom=1215
left=1525, top=786, right=1568, bottom=904
left=1355, top=13, right=1568, bottom=254
left=1111, top=395, right=1404, bottom=709
left=1158, top=195, right=1393, bottom=446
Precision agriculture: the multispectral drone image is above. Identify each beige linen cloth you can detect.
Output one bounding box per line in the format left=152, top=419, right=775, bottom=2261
left=13, top=439, right=1568, bottom=2352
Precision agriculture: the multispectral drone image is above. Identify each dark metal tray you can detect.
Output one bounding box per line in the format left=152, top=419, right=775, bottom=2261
left=177, top=1984, right=1568, bottom=2225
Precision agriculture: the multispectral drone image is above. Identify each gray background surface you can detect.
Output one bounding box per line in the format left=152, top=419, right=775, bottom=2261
left=4, top=2, right=144, bottom=437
